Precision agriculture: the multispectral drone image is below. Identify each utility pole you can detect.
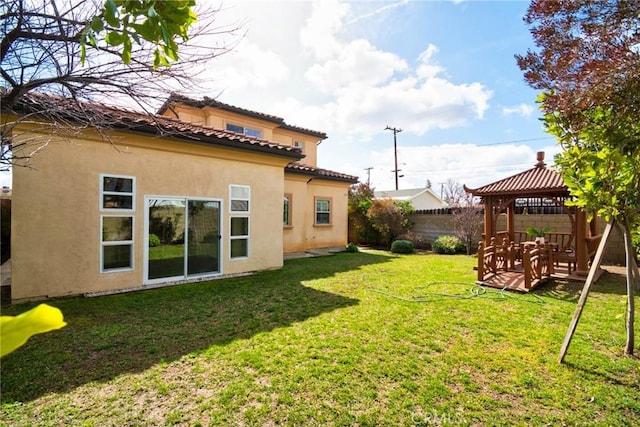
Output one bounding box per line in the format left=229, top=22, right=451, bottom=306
left=364, top=167, right=373, bottom=186
left=385, top=125, right=402, bottom=190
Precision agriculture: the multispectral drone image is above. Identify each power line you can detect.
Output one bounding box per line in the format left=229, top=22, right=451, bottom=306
left=474, top=136, right=555, bottom=147
left=403, top=162, right=534, bottom=175
left=424, top=136, right=555, bottom=149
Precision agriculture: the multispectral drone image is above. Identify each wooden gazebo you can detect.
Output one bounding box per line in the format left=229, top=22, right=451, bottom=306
left=464, top=152, right=601, bottom=289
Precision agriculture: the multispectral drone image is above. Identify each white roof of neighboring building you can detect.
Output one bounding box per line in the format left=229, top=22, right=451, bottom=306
left=374, top=187, right=448, bottom=209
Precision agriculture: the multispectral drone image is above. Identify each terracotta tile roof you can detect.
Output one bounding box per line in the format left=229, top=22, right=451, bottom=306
left=12, top=93, right=304, bottom=160
left=464, top=152, right=569, bottom=197
left=286, top=163, right=359, bottom=183
left=159, top=93, right=328, bottom=140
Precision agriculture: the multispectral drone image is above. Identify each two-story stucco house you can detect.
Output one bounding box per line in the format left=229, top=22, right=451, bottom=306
left=7, top=94, right=357, bottom=302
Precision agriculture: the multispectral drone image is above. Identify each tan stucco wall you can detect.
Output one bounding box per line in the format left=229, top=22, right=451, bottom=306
left=283, top=174, right=309, bottom=253
left=11, top=126, right=289, bottom=300
left=164, top=104, right=319, bottom=166
left=282, top=175, right=350, bottom=253
left=271, top=132, right=318, bottom=166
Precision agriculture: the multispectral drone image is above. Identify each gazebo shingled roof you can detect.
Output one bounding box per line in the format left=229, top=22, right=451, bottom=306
left=463, top=151, right=568, bottom=197
left=464, top=151, right=594, bottom=275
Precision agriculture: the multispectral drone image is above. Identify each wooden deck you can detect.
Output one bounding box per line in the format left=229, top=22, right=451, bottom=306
left=478, top=261, right=602, bottom=292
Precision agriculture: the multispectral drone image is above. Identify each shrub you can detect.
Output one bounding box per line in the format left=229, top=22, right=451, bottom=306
left=345, top=242, right=359, bottom=253
left=148, top=234, right=161, bottom=247
left=432, top=235, right=466, bottom=255
left=390, top=240, right=414, bottom=254
left=397, top=231, right=427, bottom=249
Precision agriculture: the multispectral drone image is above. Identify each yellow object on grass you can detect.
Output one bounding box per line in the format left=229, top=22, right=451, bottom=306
left=1, top=304, right=66, bottom=357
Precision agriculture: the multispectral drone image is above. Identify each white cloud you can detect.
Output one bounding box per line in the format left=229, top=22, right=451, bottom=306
left=209, top=42, right=290, bottom=90
left=502, top=103, right=534, bottom=117
left=299, top=0, right=351, bottom=60
left=416, top=44, right=445, bottom=80
left=305, top=38, right=408, bottom=94
left=296, top=1, right=492, bottom=140
left=326, top=143, right=563, bottom=192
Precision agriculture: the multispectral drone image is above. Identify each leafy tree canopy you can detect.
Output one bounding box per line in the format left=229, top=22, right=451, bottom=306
left=516, top=0, right=640, bottom=135
left=547, top=106, right=640, bottom=224
left=81, top=0, right=197, bottom=68
left=518, top=0, right=640, bottom=225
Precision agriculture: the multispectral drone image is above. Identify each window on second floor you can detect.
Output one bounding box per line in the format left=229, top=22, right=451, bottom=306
left=226, top=123, right=262, bottom=138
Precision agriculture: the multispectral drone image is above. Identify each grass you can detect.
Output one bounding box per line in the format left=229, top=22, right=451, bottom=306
left=1, top=250, right=639, bottom=426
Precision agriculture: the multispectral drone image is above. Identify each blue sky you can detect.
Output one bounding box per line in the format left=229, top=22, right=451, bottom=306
left=2, top=0, right=560, bottom=191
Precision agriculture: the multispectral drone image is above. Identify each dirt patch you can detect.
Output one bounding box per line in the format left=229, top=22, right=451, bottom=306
left=602, top=264, right=638, bottom=277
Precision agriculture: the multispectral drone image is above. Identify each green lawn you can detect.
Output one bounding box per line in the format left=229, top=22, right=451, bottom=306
left=1, top=251, right=639, bottom=426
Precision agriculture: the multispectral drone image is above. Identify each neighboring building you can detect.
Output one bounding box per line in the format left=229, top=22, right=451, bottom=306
left=8, top=94, right=357, bottom=301
left=374, top=188, right=448, bottom=210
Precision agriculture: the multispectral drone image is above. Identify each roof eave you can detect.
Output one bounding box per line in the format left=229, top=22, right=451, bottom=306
left=118, top=121, right=304, bottom=160
left=473, top=188, right=570, bottom=198
left=285, top=166, right=359, bottom=183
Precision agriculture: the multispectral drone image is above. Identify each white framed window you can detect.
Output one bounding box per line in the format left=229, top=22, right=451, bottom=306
left=283, top=194, right=292, bottom=227
left=293, top=141, right=304, bottom=151
left=315, top=198, right=331, bottom=225
left=226, top=123, right=262, bottom=139
left=230, top=185, right=250, bottom=212
left=101, top=174, right=135, bottom=211
left=101, top=215, right=134, bottom=272
left=230, top=216, right=249, bottom=258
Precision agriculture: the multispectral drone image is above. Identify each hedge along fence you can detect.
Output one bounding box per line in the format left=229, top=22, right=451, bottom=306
left=410, top=210, right=627, bottom=265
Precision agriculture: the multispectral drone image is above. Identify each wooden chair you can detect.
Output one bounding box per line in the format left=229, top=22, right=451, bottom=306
left=545, top=232, right=576, bottom=273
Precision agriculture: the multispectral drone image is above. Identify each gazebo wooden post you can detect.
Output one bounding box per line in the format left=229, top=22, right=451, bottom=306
left=575, top=208, right=589, bottom=274
left=484, top=197, right=494, bottom=245
left=507, top=199, right=516, bottom=242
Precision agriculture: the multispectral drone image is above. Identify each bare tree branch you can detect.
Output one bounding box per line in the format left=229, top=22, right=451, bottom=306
left=1, top=0, right=244, bottom=168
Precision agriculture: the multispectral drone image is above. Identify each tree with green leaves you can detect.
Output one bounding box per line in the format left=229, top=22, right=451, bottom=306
left=80, top=0, right=197, bottom=69
left=517, top=0, right=640, bottom=357
left=347, top=183, right=415, bottom=248
left=366, top=198, right=414, bottom=248
left=347, top=183, right=377, bottom=245
left=1, top=0, right=242, bottom=168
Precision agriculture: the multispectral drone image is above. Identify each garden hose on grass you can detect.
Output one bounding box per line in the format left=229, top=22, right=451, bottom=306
left=367, top=281, right=545, bottom=304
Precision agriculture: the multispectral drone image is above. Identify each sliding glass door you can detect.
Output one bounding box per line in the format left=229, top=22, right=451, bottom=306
left=146, top=197, right=220, bottom=282
left=187, top=200, right=220, bottom=275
